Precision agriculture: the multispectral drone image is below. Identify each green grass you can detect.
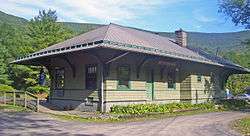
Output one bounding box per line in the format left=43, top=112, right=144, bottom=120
left=0, top=104, right=28, bottom=112
left=233, top=116, right=250, bottom=136
left=51, top=109, right=220, bottom=123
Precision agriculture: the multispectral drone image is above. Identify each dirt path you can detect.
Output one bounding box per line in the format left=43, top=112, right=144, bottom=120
left=0, top=111, right=249, bottom=136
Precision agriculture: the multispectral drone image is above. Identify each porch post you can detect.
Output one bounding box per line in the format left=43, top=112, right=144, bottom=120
left=100, top=63, right=104, bottom=112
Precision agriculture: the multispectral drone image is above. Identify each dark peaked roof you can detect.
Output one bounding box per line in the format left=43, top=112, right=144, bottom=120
left=13, top=23, right=249, bottom=73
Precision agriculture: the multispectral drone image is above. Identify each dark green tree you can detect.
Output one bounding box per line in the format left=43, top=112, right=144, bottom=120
left=27, top=9, right=73, bottom=51
left=219, top=0, right=250, bottom=29
left=2, top=9, right=73, bottom=93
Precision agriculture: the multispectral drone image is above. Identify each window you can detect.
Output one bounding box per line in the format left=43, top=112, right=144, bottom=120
left=117, top=65, right=130, bottom=89
left=86, top=65, right=97, bottom=90
left=167, top=71, right=176, bottom=89
left=197, top=75, right=202, bottom=82
left=55, top=68, right=65, bottom=89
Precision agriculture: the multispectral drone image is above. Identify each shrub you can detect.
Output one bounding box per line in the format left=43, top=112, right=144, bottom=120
left=110, top=102, right=215, bottom=115
left=0, top=84, right=15, bottom=91
left=218, top=99, right=249, bottom=110
left=26, top=85, right=49, bottom=94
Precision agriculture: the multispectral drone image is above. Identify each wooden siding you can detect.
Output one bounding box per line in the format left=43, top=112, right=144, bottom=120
left=104, top=91, right=147, bottom=101
left=49, top=53, right=100, bottom=101
left=52, top=89, right=99, bottom=101
left=48, top=50, right=227, bottom=106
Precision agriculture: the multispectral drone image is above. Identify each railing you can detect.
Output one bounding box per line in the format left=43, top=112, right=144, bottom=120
left=0, top=90, right=39, bottom=111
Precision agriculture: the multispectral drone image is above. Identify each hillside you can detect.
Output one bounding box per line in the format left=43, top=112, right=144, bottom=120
left=0, top=11, right=27, bottom=29
left=158, top=31, right=250, bottom=52
left=60, top=22, right=103, bottom=34
left=1, top=10, right=249, bottom=52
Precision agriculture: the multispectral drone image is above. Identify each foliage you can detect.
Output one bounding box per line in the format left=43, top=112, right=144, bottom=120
left=2, top=10, right=250, bottom=52
left=27, top=9, right=73, bottom=52
left=222, top=39, right=250, bottom=95
left=0, top=11, right=27, bottom=29
left=0, top=9, right=73, bottom=92
left=233, top=116, right=250, bottom=136
left=226, top=74, right=250, bottom=95
left=8, top=65, right=38, bottom=90
left=219, top=0, right=250, bottom=29
left=218, top=99, right=249, bottom=110
left=218, top=0, right=250, bottom=95
left=0, top=84, right=15, bottom=91
left=110, top=102, right=215, bottom=115
left=26, top=85, right=49, bottom=94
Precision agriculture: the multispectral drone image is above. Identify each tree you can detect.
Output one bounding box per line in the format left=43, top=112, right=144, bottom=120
left=27, top=9, right=73, bottom=52
left=219, top=0, right=250, bottom=95
left=0, top=9, right=73, bottom=93
left=219, top=0, right=250, bottom=29
left=7, top=9, right=73, bottom=92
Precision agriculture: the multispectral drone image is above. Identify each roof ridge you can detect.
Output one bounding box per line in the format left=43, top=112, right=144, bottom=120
left=103, top=23, right=112, bottom=40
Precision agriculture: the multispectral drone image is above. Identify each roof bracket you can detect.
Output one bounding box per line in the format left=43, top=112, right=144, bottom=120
left=105, top=52, right=130, bottom=64
left=60, top=56, right=76, bottom=78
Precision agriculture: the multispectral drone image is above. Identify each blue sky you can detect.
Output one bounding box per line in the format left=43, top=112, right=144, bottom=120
left=0, top=0, right=245, bottom=33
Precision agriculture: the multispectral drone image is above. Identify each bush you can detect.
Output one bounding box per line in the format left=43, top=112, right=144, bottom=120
left=218, top=99, right=249, bottom=110
left=0, top=84, right=15, bottom=91
left=26, top=85, right=49, bottom=94
left=110, top=102, right=215, bottom=115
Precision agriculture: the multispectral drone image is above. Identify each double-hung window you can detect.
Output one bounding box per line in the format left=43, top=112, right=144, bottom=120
left=55, top=68, right=65, bottom=89
left=86, top=65, right=97, bottom=90
left=117, top=65, right=130, bottom=89
left=167, top=71, right=176, bottom=89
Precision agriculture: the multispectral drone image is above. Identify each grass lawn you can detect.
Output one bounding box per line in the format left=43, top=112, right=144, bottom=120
left=233, top=116, right=250, bottom=136
left=0, top=104, right=28, bottom=112
left=51, top=109, right=220, bottom=123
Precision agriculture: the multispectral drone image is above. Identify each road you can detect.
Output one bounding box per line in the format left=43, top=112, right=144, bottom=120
left=0, top=111, right=249, bottom=136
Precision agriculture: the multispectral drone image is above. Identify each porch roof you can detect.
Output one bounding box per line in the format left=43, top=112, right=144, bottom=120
left=12, top=23, right=250, bottom=73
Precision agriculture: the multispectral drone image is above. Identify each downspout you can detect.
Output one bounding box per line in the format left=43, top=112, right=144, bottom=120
left=100, top=62, right=104, bottom=112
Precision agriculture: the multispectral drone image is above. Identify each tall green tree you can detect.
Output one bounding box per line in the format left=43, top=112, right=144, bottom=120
left=219, top=0, right=250, bottom=29
left=0, top=23, right=28, bottom=86
left=5, top=9, right=73, bottom=92
left=27, top=9, right=73, bottom=51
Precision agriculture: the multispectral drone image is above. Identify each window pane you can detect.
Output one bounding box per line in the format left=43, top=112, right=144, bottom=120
left=118, top=66, right=130, bottom=89
left=86, top=65, right=97, bottom=90
left=167, top=71, right=175, bottom=89
left=55, top=68, right=64, bottom=89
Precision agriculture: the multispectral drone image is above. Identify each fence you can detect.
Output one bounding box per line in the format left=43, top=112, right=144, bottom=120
left=0, top=90, right=39, bottom=111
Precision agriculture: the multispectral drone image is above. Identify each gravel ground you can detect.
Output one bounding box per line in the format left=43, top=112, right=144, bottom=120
left=0, top=111, right=249, bottom=136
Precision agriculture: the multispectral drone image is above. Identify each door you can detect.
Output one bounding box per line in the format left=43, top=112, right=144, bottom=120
left=146, top=69, right=154, bottom=100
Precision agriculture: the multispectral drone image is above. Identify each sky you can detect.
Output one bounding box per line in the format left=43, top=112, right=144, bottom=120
left=0, top=0, right=246, bottom=33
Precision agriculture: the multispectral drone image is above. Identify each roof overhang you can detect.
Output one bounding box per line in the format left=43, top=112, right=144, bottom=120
left=11, top=40, right=250, bottom=74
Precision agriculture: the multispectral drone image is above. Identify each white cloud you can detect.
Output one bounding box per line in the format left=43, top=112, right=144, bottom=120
left=193, top=9, right=217, bottom=23
left=0, top=0, right=187, bottom=23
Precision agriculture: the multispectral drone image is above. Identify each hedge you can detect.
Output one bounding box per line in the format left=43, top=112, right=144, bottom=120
left=218, top=99, right=249, bottom=110
left=110, top=102, right=215, bottom=115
